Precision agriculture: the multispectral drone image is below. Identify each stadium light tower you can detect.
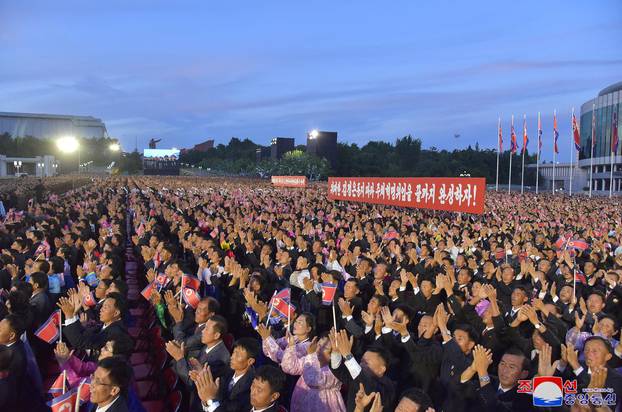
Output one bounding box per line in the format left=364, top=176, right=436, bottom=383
left=109, top=143, right=121, bottom=152
left=309, top=129, right=319, bottom=139
left=56, top=136, right=80, bottom=187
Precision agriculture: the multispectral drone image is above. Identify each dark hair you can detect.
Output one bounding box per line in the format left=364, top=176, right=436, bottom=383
left=298, top=312, right=316, bottom=338
left=254, top=365, right=286, bottom=395
left=584, top=336, right=613, bottom=354
left=31, top=271, right=49, bottom=290
left=108, top=332, right=135, bottom=359
left=371, top=294, right=389, bottom=308
left=110, top=279, right=128, bottom=297
left=3, top=314, right=26, bottom=339
left=400, top=387, right=433, bottom=410
left=203, top=296, right=220, bottom=314
left=233, top=337, right=260, bottom=360
left=49, top=256, right=65, bottom=274
left=37, top=260, right=50, bottom=274
left=106, top=292, right=128, bottom=319
left=454, top=323, right=479, bottom=343
left=587, top=290, right=606, bottom=302
left=366, top=346, right=392, bottom=370
left=208, top=315, right=228, bottom=337
left=503, top=346, right=530, bottom=371
left=97, top=356, right=133, bottom=397
left=599, top=315, right=619, bottom=331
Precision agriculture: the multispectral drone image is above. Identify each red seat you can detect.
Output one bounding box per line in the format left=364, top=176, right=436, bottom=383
left=130, top=352, right=150, bottom=365
left=133, top=348, right=166, bottom=381
left=163, top=367, right=178, bottom=391
left=135, top=379, right=158, bottom=401
left=142, top=390, right=182, bottom=412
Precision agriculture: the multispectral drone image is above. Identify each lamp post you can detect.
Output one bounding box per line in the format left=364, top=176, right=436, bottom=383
left=56, top=136, right=79, bottom=188
left=13, top=160, right=22, bottom=176
left=52, top=163, right=58, bottom=176
left=37, top=162, right=45, bottom=177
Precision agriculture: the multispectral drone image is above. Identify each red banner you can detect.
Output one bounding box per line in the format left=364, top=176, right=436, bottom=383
left=327, top=177, right=485, bottom=214
left=271, top=176, right=307, bottom=188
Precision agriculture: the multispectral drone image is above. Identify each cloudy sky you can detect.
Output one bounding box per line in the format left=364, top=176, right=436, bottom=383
left=1, top=0, right=621, bottom=160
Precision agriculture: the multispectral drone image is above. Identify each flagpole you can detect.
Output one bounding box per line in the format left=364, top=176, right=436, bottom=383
left=332, top=299, right=338, bottom=331
left=570, top=108, right=574, bottom=196
left=590, top=103, right=595, bottom=197
left=536, top=112, right=540, bottom=194
left=265, top=291, right=276, bottom=327
left=508, top=115, right=514, bottom=194
left=521, top=114, right=526, bottom=194
left=75, top=380, right=83, bottom=412
left=496, top=117, right=500, bottom=191
left=610, top=150, right=614, bottom=198
left=62, top=370, right=67, bottom=394
left=59, top=310, right=62, bottom=343
left=553, top=110, right=557, bottom=194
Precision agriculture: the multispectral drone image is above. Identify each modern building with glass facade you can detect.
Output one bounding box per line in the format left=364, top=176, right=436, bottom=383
left=534, top=81, right=621, bottom=193
left=578, top=82, right=622, bottom=192
left=0, top=111, right=108, bottom=140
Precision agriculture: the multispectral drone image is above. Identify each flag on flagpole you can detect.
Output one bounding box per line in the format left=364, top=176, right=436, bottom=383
left=77, top=378, right=91, bottom=404
left=140, top=282, right=156, bottom=301
left=245, top=306, right=260, bottom=329
left=572, top=111, right=581, bottom=151
left=613, top=111, right=619, bottom=153
left=182, top=288, right=201, bottom=309
left=48, top=372, right=68, bottom=397
left=270, top=288, right=291, bottom=306
left=498, top=120, right=503, bottom=152
left=271, top=296, right=295, bottom=318
left=538, top=114, right=543, bottom=155
left=522, top=116, right=529, bottom=154
left=83, top=291, right=96, bottom=307
left=321, top=283, right=338, bottom=305
left=155, top=274, right=170, bottom=288
left=181, top=274, right=201, bottom=291
left=510, top=120, right=518, bottom=153
left=567, top=239, right=589, bottom=252
left=574, top=271, right=587, bottom=285
left=47, top=387, right=77, bottom=412
left=553, top=112, right=560, bottom=154
left=35, top=310, right=62, bottom=344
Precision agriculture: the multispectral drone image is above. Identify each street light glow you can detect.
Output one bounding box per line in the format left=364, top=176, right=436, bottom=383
left=109, top=143, right=121, bottom=152
left=309, top=129, right=319, bottom=139
left=56, top=136, right=79, bottom=153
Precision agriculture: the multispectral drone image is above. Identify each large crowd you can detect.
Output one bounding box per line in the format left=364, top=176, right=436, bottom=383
left=0, top=176, right=621, bottom=412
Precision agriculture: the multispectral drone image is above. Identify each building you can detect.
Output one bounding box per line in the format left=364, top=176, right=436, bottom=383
left=0, top=155, right=57, bottom=177
left=256, top=146, right=271, bottom=162
left=306, top=130, right=337, bottom=168
left=270, top=137, right=295, bottom=160
left=192, top=139, right=214, bottom=152
left=534, top=81, right=621, bottom=193
left=0, top=111, right=108, bottom=140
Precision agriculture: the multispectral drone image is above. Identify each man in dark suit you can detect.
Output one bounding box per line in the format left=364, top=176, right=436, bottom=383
left=248, top=365, right=285, bottom=412
left=193, top=337, right=258, bottom=412
left=0, top=314, right=47, bottom=411
left=330, top=329, right=396, bottom=412
left=460, top=346, right=534, bottom=411
left=89, top=356, right=132, bottom=412
left=28, top=271, right=52, bottom=328
left=170, top=296, right=220, bottom=360
left=0, top=345, right=17, bottom=411
left=168, top=315, right=232, bottom=410
left=59, top=292, right=129, bottom=355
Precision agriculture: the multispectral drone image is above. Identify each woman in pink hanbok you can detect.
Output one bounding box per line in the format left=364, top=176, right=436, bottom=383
left=260, top=313, right=314, bottom=362
left=281, top=336, right=346, bottom=412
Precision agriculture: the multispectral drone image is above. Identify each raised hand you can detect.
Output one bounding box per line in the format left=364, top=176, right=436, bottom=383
left=354, top=383, right=377, bottom=412
left=338, top=298, right=353, bottom=317
left=361, top=310, right=374, bottom=327
left=194, top=365, right=220, bottom=403
left=307, top=337, right=319, bottom=355
left=380, top=306, right=394, bottom=326
left=335, top=329, right=353, bottom=357
left=54, top=341, right=73, bottom=364
left=165, top=340, right=185, bottom=362
left=575, top=312, right=587, bottom=330
left=57, top=296, right=76, bottom=319
left=537, top=343, right=559, bottom=377
left=256, top=324, right=272, bottom=340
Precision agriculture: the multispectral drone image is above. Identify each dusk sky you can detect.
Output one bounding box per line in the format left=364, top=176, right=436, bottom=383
left=1, top=0, right=621, bottom=161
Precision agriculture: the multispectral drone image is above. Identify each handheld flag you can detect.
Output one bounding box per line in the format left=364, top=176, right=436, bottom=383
left=77, top=378, right=91, bottom=404
left=572, top=111, right=581, bottom=151
left=382, top=230, right=400, bottom=241
left=84, top=272, right=99, bottom=288
left=48, top=372, right=67, bottom=397
left=574, top=271, right=587, bottom=285
left=567, top=239, right=589, bottom=252
left=182, top=288, right=201, bottom=309
left=141, top=282, right=156, bottom=301
left=272, top=297, right=295, bottom=318
left=35, top=310, right=61, bottom=344
left=321, top=283, right=337, bottom=305
left=181, top=274, right=201, bottom=291
left=270, top=288, right=291, bottom=305
left=47, top=387, right=77, bottom=412
left=155, top=274, right=170, bottom=288
left=83, top=291, right=96, bottom=307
